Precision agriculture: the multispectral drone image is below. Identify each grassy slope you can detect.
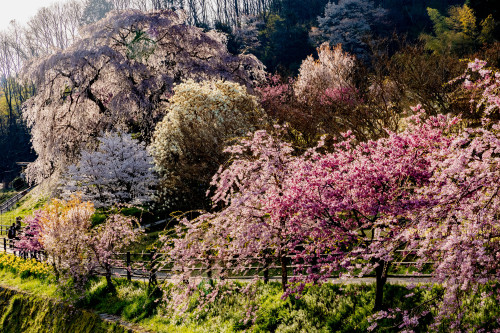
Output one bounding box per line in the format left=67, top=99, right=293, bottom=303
left=0, top=265, right=421, bottom=333
left=0, top=191, right=47, bottom=246
left=0, top=192, right=47, bottom=221
left=0, top=286, right=131, bottom=333
left=0, top=190, right=18, bottom=205
left=1, top=243, right=499, bottom=332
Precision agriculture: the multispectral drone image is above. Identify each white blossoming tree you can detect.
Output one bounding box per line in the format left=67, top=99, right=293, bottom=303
left=150, top=79, right=262, bottom=211
left=312, top=0, right=386, bottom=58
left=62, top=132, right=157, bottom=207
left=294, top=42, right=355, bottom=104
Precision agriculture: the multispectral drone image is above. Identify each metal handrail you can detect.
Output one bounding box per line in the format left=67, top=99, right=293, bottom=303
left=0, top=186, right=32, bottom=214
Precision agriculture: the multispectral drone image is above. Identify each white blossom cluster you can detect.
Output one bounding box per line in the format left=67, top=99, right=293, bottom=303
left=294, top=42, right=355, bottom=103
left=312, top=0, right=386, bottom=57
left=22, top=10, right=265, bottom=183
left=150, top=79, right=261, bottom=210
left=61, top=132, right=157, bottom=207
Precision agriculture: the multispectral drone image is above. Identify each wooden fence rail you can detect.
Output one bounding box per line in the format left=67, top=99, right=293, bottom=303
left=0, top=243, right=434, bottom=283
left=0, top=224, right=11, bottom=236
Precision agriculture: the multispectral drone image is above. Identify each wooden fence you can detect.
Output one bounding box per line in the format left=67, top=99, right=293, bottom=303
left=0, top=241, right=433, bottom=284
left=0, top=224, right=12, bottom=236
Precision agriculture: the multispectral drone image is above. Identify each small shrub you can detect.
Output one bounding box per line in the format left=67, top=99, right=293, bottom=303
left=90, top=213, right=107, bottom=227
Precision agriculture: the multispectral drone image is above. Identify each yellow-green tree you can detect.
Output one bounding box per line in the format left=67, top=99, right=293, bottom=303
left=421, top=4, right=495, bottom=55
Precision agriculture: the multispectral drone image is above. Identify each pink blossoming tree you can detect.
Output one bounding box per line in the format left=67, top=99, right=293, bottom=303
left=17, top=211, right=44, bottom=252
left=390, top=60, right=500, bottom=331
left=88, top=214, right=142, bottom=294
left=258, top=43, right=397, bottom=146
left=163, top=111, right=455, bottom=311
left=33, top=195, right=142, bottom=293
left=400, top=122, right=500, bottom=331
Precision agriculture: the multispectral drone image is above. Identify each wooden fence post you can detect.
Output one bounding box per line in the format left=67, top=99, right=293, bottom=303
left=126, top=252, right=131, bottom=281
left=3, top=238, right=5, bottom=252
left=148, top=251, right=157, bottom=287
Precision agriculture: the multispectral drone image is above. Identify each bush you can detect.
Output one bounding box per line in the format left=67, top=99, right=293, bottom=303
left=9, top=177, right=26, bottom=191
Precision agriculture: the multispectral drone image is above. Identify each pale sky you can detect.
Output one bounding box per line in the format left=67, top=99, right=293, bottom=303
left=1, top=0, right=63, bottom=31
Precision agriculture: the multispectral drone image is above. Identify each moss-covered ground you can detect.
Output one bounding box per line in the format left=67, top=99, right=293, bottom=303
left=0, top=286, right=131, bottom=333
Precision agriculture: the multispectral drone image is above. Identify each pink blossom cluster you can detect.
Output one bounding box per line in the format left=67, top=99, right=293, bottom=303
left=256, top=44, right=365, bottom=145
left=17, top=196, right=142, bottom=294
left=461, top=58, right=500, bottom=117
left=321, top=86, right=359, bottom=106
left=16, top=211, right=44, bottom=252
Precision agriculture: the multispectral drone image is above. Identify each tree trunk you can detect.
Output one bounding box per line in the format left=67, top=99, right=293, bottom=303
left=280, top=253, right=288, bottom=292
left=233, top=0, right=239, bottom=26
left=105, top=264, right=116, bottom=294
left=374, top=260, right=390, bottom=311
left=263, top=256, right=270, bottom=284
left=52, top=262, right=59, bottom=282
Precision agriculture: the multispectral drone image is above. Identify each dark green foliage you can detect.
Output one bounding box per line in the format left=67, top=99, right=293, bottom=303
left=274, top=0, right=330, bottom=24
left=255, top=15, right=315, bottom=75
left=371, top=0, right=464, bottom=41
left=467, top=0, right=500, bottom=39
left=90, top=206, right=154, bottom=228
left=120, top=207, right=155, bottom=225
left=215, top=21, right=242, bottom=55
left=91, top=213, right=107, bottom=227
left=248, top=0, right=481, bottom=75
left=0, top=80, right=35, bottom=186
left=9, top=177, right=27, bottom=191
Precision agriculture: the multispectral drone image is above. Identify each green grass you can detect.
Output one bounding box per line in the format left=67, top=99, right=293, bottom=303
left=0, top=258, right=415, bottom=332
left=0, top=269, right=59, bottom=298
left=0, top=285, right=130, bottom=333
left=0, top=193, right=47, bottom=223
left=91, top=206, right=157, bottom=228
left=77, top=277, right=159, bottom=322
left=127, top=230, right=164, bottom=252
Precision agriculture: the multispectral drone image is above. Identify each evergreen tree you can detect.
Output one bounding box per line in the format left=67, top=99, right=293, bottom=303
left=421, top=4, right=496, bottom=56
